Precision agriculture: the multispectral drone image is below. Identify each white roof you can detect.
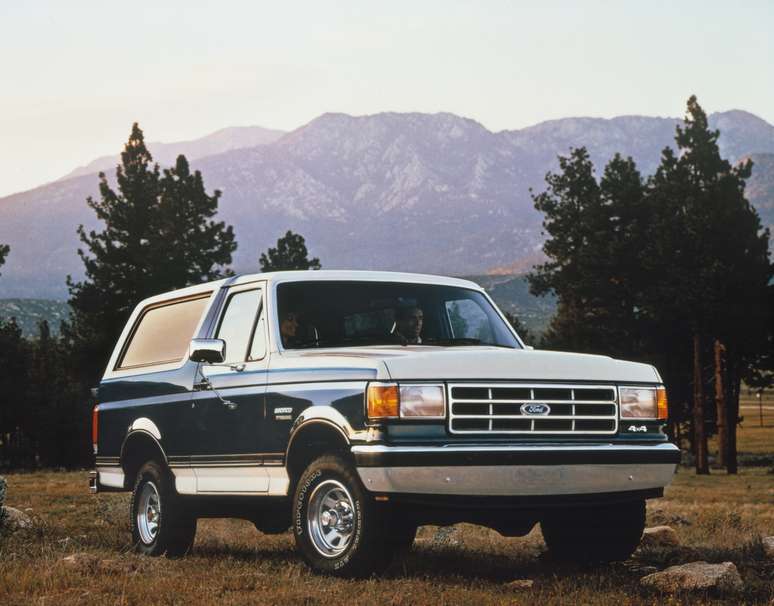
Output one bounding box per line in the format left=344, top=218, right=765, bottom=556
left=230, top=269, right=483, bottom=290
left=132, top=270, right=483, bottom=311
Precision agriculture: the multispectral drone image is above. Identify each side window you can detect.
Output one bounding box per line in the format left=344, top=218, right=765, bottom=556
left=118, top=294, right=210, bottom=369
left=216, top=288, right=263, bottom=364
left=249, top=316, right=267, bottom=361
left=445, top=299, right=494, bottom=342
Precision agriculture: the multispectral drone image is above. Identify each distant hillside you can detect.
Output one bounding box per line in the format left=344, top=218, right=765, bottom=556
left=61, top=125, right=286, bottom=180
left=745, top=153, right=774, bottom=233
left=1, top=109, right=772, bottom=299
left=0, top=299, right=70, bottom=337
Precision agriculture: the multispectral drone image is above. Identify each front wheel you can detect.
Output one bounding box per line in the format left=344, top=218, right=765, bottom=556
left=130, top=460, right=197, bottom=557
left=292, top=455, right=395, bottom=577
left=540, top=500, right=645, bottom=563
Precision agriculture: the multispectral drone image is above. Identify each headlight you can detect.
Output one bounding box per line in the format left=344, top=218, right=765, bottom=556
left=366, top=383, right=445, bottom=419
left=399, top=384, right=445, bottom=418
left=620, top=386, right=668, bottom=420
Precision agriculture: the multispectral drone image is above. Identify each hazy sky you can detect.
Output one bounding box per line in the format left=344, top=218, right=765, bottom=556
left=1, top=0, right=772, bottom=197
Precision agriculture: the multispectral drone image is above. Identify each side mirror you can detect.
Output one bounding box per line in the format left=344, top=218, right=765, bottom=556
left=189, top=338, right=226, bottom=364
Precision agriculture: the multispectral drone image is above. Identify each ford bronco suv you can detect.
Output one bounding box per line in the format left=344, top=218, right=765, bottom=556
left=90, top=270, right=679, bottom=576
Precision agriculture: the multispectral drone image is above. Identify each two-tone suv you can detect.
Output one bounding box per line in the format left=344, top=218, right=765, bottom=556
left=90, top=270, right=679, bottom=576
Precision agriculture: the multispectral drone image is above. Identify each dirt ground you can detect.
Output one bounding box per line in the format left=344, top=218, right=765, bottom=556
left=0, top=462, right=771, bottom=606
left=2, top=408, right=773, bottom=605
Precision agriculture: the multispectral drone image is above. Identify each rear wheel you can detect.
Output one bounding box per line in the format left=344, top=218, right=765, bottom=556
left=130, top=460, right=196, bottom=557
left=292, top=455, right=396, bottom=577
left=540, top=500, right=645, bottom=563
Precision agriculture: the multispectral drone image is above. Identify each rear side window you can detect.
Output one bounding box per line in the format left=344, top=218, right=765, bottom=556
left=118, top=294, right=210, bottom=369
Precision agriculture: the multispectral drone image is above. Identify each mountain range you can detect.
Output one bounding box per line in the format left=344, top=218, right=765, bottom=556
left=0, top=109, right=772, bottom=300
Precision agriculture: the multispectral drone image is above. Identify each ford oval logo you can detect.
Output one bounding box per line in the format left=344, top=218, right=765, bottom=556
left=520, top=403, right=551, bottom=416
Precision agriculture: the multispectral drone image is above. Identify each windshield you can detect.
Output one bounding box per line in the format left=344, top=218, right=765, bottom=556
left=276, top=281, right=521, bottom=350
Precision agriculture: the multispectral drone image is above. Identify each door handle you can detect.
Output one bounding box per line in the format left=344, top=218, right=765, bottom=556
left=222, top=400, right=238, bottom=411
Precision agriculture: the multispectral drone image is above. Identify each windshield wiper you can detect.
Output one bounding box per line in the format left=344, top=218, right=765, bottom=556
left=289, top=335, right=392, bottom=349
left=424, top=337, right=515, bottom=349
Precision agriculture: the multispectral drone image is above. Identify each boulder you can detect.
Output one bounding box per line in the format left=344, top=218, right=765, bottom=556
left=507, top=579, right=534, bottom=590
left=2, top=506, right=33, bottom=530
left=762, top=536, right=774, bottom=559
left=640, top=561, right=743, bottom=593
left=640, top=525, right=680, bottom=548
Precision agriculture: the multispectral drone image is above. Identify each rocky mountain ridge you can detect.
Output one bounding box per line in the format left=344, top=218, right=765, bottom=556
left=0, top=109, right=772, bottom=299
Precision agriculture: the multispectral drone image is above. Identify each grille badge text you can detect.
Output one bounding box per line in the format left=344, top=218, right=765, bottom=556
left=520, top=403, right=551, bottom=416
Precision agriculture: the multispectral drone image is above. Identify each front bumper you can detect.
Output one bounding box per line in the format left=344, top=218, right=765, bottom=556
left=353, top=442, right=680, bottom=497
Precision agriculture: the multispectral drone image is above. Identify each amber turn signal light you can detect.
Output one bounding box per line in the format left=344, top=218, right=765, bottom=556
left=656, top=387, right=668, bottom=420
left=367, top=383, right=399, bottom=419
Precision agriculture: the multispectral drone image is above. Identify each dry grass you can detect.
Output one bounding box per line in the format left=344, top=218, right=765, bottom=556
left=1, top=466, right=772, bottom=606
left=2, top=412, right=773, bottom=605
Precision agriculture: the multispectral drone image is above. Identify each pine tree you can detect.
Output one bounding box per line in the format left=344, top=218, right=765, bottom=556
left=65, top=123, right=236, bottom=385
left=528, top=149, right=648, bottom=358
left=0, top=243, right=8, bottom=277
left=152, top=155, right=236, bottom=293
left=259, top=230, right=321, bottom=272
left=646, top=96, right=771, bottom=473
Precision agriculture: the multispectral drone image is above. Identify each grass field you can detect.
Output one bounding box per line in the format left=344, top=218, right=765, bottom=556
left=1, top=413, right=772, bottom=605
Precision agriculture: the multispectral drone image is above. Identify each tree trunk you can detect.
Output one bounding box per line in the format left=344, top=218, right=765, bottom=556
left=726, top=361, right=740, bottom=475
left=693, top=332, right=709, bottom=474
left=713, top=340, right=727, bottom=469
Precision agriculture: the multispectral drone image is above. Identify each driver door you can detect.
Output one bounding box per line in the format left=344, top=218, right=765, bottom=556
left=190, top=282, right=271, bottom=493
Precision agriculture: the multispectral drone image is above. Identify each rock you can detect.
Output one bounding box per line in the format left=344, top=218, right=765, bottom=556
left=431, top=526, right=460, bottom=547
left=640, top=561, right=743, bottom=593
left=2, top=506, right=33, bottom=530
left=507, top=579, right=534, bottom=589
left=640, top=525, right=680, bottom=548
left=762, top=536, right=774, bottom=559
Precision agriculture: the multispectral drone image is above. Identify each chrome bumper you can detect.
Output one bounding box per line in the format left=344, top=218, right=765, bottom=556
left=353, top=443, right=679, bottom=497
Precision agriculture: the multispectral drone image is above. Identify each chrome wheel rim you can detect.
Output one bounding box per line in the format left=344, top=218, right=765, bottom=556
left=307, top=479, right=356, bottom=558
left=137, top=481, right=161, bottom=545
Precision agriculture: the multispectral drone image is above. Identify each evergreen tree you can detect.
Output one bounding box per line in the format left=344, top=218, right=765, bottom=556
left=259, top=230, right=321, bottom=272
left=528, top=96, right=771, bottom=474
left=528, top=149, right=648, bottom=358
left=0, top=243, right=8, bottom=277
left=0, top=317, right=31, bottom=466
left=65, top=123, right=236, bottom=386
left=645, top=96, right=771, bottom=473
left=152, top=155, right=236, bottom=293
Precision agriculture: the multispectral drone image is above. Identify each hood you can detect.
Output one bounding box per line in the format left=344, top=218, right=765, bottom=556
left=285, top=346, right=660, bottom=383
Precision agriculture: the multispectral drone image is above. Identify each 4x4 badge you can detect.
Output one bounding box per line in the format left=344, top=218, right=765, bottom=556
left=520, top=403, right=551, bottom=416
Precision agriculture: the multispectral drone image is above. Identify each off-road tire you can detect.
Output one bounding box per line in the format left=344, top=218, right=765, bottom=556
left=540, top=500, right=645, bottom=563
left=292, top=455, right=395, bottom=577
left=130, top=460, right=197, bottom=557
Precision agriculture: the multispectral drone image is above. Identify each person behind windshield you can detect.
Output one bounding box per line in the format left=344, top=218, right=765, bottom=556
left=393, top=305, right=424, bottom=345
left=280, top=311, right=301, bottom=347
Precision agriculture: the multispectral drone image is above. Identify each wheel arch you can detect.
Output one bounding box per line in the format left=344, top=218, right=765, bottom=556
left=286, top=419, right=352, bottom=487
left=120, top=429, right=168, bottom=490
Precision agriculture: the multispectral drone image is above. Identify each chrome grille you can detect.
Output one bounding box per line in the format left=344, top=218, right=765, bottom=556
left=448, top=383, right=618, bottom=435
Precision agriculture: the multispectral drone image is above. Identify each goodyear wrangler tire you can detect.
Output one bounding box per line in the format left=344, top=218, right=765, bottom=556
left=130, top=460, right=197, bottom=557
left=293, top=455, right=394, bottom=577
left=540, top=500, right=645, bottom=563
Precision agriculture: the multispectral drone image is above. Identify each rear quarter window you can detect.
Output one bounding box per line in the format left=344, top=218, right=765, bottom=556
left=118, top=294, right=210, bottom=370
